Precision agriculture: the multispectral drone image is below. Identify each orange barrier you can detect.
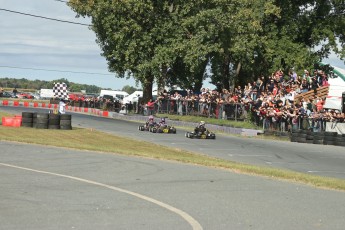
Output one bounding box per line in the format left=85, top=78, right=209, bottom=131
left=2, top=116, right=22, bottom=127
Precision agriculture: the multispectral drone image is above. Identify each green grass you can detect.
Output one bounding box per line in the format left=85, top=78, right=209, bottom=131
left=1, top=111, right=344, bottom=191
left=155, top=113, right=260, bottom=129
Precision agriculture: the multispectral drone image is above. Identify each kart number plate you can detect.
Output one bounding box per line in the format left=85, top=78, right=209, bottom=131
left=163, top=129, right=169, bottom=133
left=201, top=134, right=207, bottom=139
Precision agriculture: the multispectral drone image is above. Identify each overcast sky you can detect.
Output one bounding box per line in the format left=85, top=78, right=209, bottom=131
left=0, top=0, right=344, bottom=91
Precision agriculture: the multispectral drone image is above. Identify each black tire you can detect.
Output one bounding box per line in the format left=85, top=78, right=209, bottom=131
left=313, top=139, right=323, bottom=145
left=323, top=141, right=335, bottom=145
left=36, top=123, right=48, bottom=129
left=290, top=136, right=298, bottom=142
left=324, top=136, right=335, bottom=141
left=60, top=120, right=72, bottom=126
left=49, top=119, right=60, bottom=125
left=22, top=112, right=33, bottom=118
left=22, top=117, right=33, bottom=123
left=306, top=140, right=314, bottom=144
left=60, top=125, right=72, bottom=130
left=299, top=133, right=307, bottom=138
left=324, top=132, right=338, bottom=137
left=21, top=122, right=33, bottom=128
left=33, top=113, right=38, bottom=118
left=48, top=125, right=60, bottom=129
left=297, top=137, right=306, bottom=143
left=313, top=136, right=324, bottom=141
left=60, top=114, right=72, bottom=120
left=36, top=113, right=49, bottom=119
left=36, top=118, right=48, bottom=124
left=306, top=135, right=314, bottom=140
left=49, top=114, right=60, bottom=120
left=334, top=141, right=345, bottom=146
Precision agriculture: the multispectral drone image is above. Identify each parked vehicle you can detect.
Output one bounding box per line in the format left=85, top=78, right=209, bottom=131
left=16, top=93, right=34, bottom=99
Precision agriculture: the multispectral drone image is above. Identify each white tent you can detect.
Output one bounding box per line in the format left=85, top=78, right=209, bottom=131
left=323, top=66, right=345, bottom=110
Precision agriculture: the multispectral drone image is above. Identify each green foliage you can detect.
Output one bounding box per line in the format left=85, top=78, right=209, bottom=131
left=68, top=0, right=345, bottom=94
left=0, top=77, right=102, bottom=93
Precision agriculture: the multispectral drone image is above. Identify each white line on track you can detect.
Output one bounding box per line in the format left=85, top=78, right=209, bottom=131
left=0, top=162, right=203, bottom=230
left=307, top=170, right=345, bottom=174
left=229, top=154, right=274, bottom=157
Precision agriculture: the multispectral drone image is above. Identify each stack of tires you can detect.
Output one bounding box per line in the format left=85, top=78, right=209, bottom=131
left=323, top=132, right=338, bottom=145
left=35, top=113, right=49, bottom=129
left=312, top=132, right=324, bottom=145
left=22, top=112, right=33, bottom=127
left=21, top=112, right=72, bottom=130
left=335, top=134, right=345, bottom=147
left=48, top=114, right=60, bottom=129
left=291, top=130, right=345, bottom=147
left=290, top=129, right=307, bottom=143
left=60, top=114, right=72, bottom=130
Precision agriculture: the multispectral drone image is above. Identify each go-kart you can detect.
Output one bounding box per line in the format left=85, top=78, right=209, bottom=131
left=185, top=130, right=216, bottom=139
left=150, top=124, right=177, bottom=134
left=138, top=122, right=156, bottom=131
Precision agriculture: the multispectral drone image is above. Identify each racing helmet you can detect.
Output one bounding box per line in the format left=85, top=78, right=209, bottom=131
left=149, top=115, right=154, bottom=120
left=200, top=121, right=205, bottom=126
left=161, top=117, right=166, bottom=122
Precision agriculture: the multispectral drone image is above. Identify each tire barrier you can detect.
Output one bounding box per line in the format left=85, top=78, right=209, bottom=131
left=16, top=112, right=72, bottom=130
left=291, top=130, right=345, bottom=147
left=60, top=114, right=72, bottom=130
left=35, top=113, right=49, bottom=129
left=48, top=114, right=60, bottom=129
left=21, top=112, right=33, bottom=128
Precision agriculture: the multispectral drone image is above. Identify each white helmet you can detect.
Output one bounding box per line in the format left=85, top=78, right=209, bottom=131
left=200, top=121, right=205, bottom=125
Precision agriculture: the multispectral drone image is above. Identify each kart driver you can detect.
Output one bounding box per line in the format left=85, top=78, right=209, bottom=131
left=146, top=115, right=156, bottom=127
left=159, top=117, right=167, bottom=127
left=195, top=121, right=207, bottom=134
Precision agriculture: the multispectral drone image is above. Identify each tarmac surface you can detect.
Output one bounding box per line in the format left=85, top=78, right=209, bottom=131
left=1, top=106, right=345, bottom=229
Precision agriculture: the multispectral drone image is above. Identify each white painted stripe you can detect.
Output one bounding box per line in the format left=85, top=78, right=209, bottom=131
left=0, top=162, right=203, bottom=230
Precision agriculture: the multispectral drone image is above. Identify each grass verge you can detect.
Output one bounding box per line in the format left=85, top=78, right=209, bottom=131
left=0, top=112, right=344, bottom=191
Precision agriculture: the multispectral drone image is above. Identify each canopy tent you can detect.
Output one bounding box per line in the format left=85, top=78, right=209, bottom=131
left=323, top=65, right=345, bottom=110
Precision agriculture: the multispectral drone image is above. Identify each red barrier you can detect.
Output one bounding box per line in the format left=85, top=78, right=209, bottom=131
left=2, top=100, right=9, bottom=106
left=41, top=103, right=46, bottom=108
left=102, top=111, right=109, bottom=117
left=24, top=102, right=29, bottom=107
left=2, top=117, right=22, bottom=127
left=84, top=108, right=88, bottom=113
left=13, top=101, right=19, bottom=106
left=33, top=102, right=38, bottom=107
left=54, top=104, right=58, bottom=109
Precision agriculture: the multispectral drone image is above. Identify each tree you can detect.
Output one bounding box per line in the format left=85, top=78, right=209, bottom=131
left=122, top=85, right=138, bottom=95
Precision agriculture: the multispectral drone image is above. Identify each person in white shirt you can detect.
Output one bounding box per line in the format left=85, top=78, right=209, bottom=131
left=59, top=99, right=66, bottom=114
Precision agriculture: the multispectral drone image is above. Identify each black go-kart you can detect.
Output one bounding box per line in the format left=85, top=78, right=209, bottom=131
left=185, top=130, right=216, bottom=139
left=138, top=123, right=156, bottom=131
left=150, top=124, right=177, bottom=134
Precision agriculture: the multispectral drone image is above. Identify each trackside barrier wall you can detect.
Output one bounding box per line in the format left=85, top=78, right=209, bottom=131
left=0, top=99, right=262, bottom=136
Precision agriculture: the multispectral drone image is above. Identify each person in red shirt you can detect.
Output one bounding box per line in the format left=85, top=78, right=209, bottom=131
left=146, top=98, right=156, bottom=115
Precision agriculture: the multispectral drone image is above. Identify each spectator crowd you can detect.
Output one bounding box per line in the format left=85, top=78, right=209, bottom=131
left=145, top=68, right=344, bottom=132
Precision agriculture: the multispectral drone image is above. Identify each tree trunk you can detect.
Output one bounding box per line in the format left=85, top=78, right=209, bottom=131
left=222, top=56, right=230, bottom=90
left=142, top=73, right=154, bottom=103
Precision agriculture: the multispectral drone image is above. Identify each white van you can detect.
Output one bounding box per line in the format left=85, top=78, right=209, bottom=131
left=122, top=91, right=143, bottom=104
left=100, top=90, right=129, bottom=102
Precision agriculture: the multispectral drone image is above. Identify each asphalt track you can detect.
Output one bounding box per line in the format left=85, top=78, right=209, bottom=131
left=2, top=106, right=345, bottom=180
left=1, top=106, right=345, bottom=229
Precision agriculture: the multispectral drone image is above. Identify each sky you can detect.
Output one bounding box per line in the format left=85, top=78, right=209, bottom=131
left=0, top=0, right=344, bottom=91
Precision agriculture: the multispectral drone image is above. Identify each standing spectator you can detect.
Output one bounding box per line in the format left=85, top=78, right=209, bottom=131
left=146, top=98, right=156, bottom=115
left=59, top=99, right=66, bottom=114
left=13, top=87, right=18, bottom=97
